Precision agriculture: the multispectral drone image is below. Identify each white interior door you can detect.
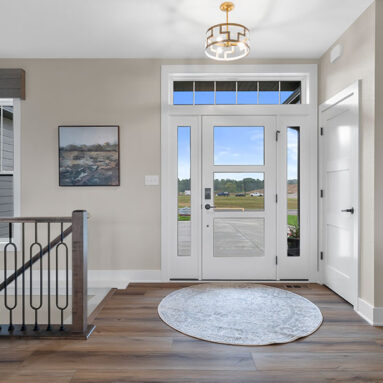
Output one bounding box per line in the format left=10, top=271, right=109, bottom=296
left=202, top=116, right=277, bottom=280
left=319, top=82, right=359, bottom=305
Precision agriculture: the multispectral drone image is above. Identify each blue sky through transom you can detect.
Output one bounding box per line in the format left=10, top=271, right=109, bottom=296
left=173, top=90, right=295, bottom=105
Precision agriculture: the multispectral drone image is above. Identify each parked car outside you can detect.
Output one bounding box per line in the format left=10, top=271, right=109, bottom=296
left=235, top=193, right=246, bottom=197
left=250, top=192, right=263, bottom=197
left=216, top=192, right=230, bottom=196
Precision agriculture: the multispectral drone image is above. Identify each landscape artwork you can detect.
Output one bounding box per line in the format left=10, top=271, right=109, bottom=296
left=59, top=125, right=120, bottom=186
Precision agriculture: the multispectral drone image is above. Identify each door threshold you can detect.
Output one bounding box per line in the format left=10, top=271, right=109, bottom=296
left=169, top=279, right=310, bottom=283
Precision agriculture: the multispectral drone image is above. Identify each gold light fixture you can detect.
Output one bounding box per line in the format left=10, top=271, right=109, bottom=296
left=205, top=2, right=250, bottom=61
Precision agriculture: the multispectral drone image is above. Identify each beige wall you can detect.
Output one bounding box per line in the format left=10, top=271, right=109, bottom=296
left=374, top=0, right=383, bottom=306
left=319, top=3, right=376, bottom=304
left=0, top=58, right=317, bottom=273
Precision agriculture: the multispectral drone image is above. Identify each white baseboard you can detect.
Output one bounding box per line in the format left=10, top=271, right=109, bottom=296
left=88, top=270, right=162, bottom=289
left=356, top=298, right=383, bottom=326
left=356, top=298, right=374, bottom=324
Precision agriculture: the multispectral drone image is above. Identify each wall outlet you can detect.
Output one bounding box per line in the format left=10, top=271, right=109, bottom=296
left=145, top=175, right=160, bottom=186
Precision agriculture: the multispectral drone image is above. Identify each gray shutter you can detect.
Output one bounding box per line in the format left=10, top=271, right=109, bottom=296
left=1, top=107, right=14, bottom=171
left=0, top=175, right=13, bottom=237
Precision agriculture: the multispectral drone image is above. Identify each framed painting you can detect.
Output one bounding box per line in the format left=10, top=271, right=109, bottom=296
left=58, top=125, right=120, bottom=186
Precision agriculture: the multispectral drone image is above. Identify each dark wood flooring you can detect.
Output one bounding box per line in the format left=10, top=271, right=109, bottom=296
left=1, top=283, right=383, bottom=382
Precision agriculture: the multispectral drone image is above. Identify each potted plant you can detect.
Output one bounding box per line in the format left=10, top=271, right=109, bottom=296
left=288, top=223, right=300, bottom=250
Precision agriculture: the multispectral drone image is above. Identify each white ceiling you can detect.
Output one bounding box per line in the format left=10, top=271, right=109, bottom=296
left=0, top=0, right=374, bottom=59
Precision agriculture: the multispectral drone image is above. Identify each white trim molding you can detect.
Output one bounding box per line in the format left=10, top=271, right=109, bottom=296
left=356, top=298, right=383, bottom=326
left=0, top=98, right=21, bottom=249
left=161, top=64, right=318, bottom=282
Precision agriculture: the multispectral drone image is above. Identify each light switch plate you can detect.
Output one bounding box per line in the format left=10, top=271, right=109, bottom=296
left=145, top=175, right=160, bottom=186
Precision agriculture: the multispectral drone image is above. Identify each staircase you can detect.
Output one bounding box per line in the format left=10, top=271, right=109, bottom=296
left=0, top=210, right=94, bottom=338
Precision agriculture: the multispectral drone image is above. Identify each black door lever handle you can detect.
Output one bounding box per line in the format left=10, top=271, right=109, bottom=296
left=341, top=207, right=354, bottom=214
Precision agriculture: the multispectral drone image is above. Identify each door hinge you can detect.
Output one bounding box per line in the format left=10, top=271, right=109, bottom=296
left=320, top=189, right=324, bottom=198
left=276, top=130, right=281, bottom=141
left=320, top=127, right=324, bottom=136
left=275, top=194, right=278, bottom=203
left=320, top=251, right=324, bottom=260
left=276, top=256, right=278, bottom=265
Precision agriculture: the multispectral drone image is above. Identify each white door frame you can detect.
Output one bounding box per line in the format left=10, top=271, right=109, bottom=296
left=161, top=64, right=318, bottom=282
left=319, top=81, right=360, bottom=305
left=0, top=98, right=21, bottom=248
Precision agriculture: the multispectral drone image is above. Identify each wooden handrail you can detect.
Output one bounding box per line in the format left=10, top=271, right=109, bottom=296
left=0, top=225, right=73, bottom=292
left=0, top=217, right=72, bottom=223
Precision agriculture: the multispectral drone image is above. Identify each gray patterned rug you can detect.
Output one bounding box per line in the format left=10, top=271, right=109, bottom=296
left=158, top=283, right=323, bottom=345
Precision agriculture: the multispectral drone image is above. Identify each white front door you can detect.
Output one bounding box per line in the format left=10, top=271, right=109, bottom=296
left=201, top=116, right=277, bottom=280
left=167, top=114, right=310, bottom=281
left=319, top=82, right=359, bottom=305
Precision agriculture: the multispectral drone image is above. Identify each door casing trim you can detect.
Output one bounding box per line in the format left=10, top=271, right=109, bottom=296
left=161, top=64, right=318, bottom=282
left=318, top=80, right=360, bottom=307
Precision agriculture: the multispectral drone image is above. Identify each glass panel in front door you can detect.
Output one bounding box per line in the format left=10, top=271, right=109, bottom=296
left=214, top=126, right=264, bottom=165
left=214, top=172, right=264, bottom=211
left=177, top=126, right=191, bottom=257
left=214, top=217, right=265, bottom=257
left=287, top=127, right=300, bottom=257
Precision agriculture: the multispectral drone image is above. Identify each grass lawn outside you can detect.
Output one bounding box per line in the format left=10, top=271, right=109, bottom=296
left=178, top=195, right=298, bottom=210
left=178, top=195, right=191, bottom=208
left=288, top=215, right=298, bottom=226
left=179, top=214, right=298, bottom=224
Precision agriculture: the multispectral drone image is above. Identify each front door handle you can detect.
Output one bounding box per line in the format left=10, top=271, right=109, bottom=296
left=205, top=204, right=216, bottom=210
left=341, top=207, right=354, bottom=214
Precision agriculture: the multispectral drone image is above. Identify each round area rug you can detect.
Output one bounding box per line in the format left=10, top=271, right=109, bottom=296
left=158, top=283, right=323, bottom=346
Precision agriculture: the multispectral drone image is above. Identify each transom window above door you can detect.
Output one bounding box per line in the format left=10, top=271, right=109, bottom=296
left=173, top=80, right=301, bottom=105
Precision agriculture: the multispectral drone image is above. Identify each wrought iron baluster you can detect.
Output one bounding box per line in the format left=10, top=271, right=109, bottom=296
left=29, top=222, right=43, bottom=331
left=4, top=223, right=17, bottom=331
left=47, top=222, right=51, bottom=331
left=21, top=223, right=26, bottom=331
left=56, top=222, right=69, bottom=331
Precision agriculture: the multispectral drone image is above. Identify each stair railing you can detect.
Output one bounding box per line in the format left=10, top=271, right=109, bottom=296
left=0, top=210, right=93, bottom=338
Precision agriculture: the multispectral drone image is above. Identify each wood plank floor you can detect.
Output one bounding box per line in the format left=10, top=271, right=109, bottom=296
left=1, top=283, right=383, bottom=382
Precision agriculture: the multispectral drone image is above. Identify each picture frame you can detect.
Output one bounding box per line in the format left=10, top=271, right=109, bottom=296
left=58, top=125, right=120, bottom=186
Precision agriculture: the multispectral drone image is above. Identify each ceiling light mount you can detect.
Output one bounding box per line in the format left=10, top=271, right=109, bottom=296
left=205, top=2, right=250, bottom=61
left=220, top=2, right=235, bottom=14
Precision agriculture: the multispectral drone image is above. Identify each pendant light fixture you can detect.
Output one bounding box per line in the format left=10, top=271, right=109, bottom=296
left=205, top=2, right=250, bottom=61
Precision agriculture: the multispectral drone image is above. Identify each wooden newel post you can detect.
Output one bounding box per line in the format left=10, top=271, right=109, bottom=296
left=72, top=210, right=88, bottom=334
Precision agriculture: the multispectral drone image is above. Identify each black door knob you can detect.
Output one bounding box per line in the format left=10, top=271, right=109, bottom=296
left=341, top=207, right=354, bottom=214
